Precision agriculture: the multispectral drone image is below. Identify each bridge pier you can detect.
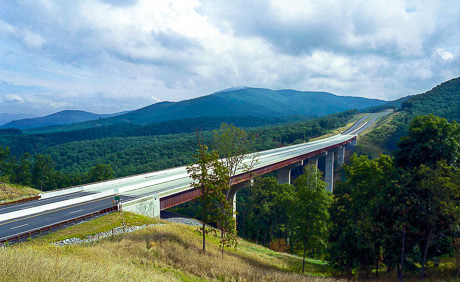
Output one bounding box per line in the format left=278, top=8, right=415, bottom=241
left=277, top=160, right=304, bottom=184
left=325, top=150, right=334, bottom=193
left=337, top=146, right=345, bottom=166
left=227, top=179, right=253, bottom=219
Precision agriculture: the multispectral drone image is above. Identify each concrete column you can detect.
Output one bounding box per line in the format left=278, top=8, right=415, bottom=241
left=337, top=146, right=345, bottom=166
left=308, top=155, right=319, bottom=167
left=325, top=150, right=335, bottom=193
left=277, top=160, right=303, bottom=184
left=228, top=179, right=253, bottom=219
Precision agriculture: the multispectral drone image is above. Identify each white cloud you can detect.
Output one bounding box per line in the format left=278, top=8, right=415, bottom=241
left=0, top=0, right=458, bottom=115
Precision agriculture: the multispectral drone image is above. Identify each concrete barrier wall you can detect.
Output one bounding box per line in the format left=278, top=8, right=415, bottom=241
left=122, top=194, right=160, bottom=218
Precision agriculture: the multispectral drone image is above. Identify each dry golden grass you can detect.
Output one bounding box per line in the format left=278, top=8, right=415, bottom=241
left=0, top=183, right=40, bottom=202
left=0, top=213, right=341, bottom=281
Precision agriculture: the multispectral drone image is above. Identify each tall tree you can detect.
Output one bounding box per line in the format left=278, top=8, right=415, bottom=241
left=291, top=165, right=332, bottom=274
left=187, top=137, right=229, bottom=253
left=32, top=154, right=55, bottom=191
left=212, top=123, right=259, bottom=255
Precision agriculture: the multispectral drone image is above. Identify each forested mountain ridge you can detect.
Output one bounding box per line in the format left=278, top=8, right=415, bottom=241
left=401, top=76, right=460, bottom=121
left=24, top=87, right=387, bottom=133
left=360, top=76, right=460, bottom=154
left=1, top=110, right=128, bottom=130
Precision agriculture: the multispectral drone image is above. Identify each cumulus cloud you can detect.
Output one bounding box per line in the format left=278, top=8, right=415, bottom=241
left=0, top=0, right=458, bottom=115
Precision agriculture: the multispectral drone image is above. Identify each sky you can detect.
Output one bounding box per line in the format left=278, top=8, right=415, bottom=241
left=0, top=0, right=459, bottom=117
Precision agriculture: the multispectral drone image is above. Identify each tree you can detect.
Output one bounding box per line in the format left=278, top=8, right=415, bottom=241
left=291, top=165, right=332, bottom=274
left=88, top=164, right=115, bottom=183
left=32, top=154, right=55, bottom=191
left=212, top=123, right=259, bottom=255
left=0, top=146, right=11, bottom=181
left=11, top=153, right=33, bottom=186
left=186, top=139, right=229, bottom=253
left=212, top=122, right=258, bottom=185
left=395, top=114, right=460, bottom=169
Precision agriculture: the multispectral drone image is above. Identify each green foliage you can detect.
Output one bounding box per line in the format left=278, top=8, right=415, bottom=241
left=402, top=77, right=460, bottom=121
left=395, top=114, right=460, bottom=169
left=291, top=165, right=332, bottom=274
left=88, top=164, right=115, bottom=183
left=186, top=141, right=231, bottom=253
left=329, top=114, right=460, bottom=279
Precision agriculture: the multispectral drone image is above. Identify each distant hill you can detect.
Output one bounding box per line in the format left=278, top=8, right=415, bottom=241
left=361, top=76, right=460, bottom=154
left=362, top=95, right=412, bottom=113
left=1, top=110, right=128, bottom=130
left=27, top=88, right=387, bottom=133
left=0, top=113, right=37, bottom=126
left=401, top=77, right=460, bottom=121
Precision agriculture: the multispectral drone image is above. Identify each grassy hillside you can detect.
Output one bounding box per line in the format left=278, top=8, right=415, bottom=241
left=25, top=87, right=386, bottom=133
left=0, top=183, right=40, bottom=202
left=0, top=212, right=335, bottom=281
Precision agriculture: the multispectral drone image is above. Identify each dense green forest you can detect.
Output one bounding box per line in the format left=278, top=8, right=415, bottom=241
left=173, top=114, right=460, bottom=279
left=0, top=110, right=357, bottom=190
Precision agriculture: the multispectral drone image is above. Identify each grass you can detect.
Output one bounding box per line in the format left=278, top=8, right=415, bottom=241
left=1, top=212, right=341, bottom=281
left=0, top=183, right=40, bottom=202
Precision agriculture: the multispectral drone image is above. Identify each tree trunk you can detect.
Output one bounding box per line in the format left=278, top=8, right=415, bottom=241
left=202, top=221, right=206, bottom=253
left=302, top=237, right=307, bottom=274
left=376, top=243, right=380, bottom=278
left=399, top=225, right=406, bottom=281
left=420, top=228, right=433, bottom=281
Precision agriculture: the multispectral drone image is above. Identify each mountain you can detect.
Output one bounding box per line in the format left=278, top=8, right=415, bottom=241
left=1, top=110, right=129, bottom=130
left=0, top=113, right=37, bottom=126
left=401, top=77, right=460, bottom=121
left=26, top=88, right=387, bottom=133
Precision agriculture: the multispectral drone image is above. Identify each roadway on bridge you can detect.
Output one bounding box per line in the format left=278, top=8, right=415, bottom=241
left=0, top=111, right=389, bottom=242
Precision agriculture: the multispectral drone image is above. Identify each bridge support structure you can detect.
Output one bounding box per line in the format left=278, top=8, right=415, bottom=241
left=325, top=150, right=334, bottom=193
left=227, top=179, right=253, bottom=219
left=277, top=160, right=304, bottom=184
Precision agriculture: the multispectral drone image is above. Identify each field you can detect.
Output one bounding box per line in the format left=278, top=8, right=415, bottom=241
left=0, top=212, right=338, bottom=281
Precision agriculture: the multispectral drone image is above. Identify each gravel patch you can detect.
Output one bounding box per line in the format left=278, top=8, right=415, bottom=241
left=163, top=217, right=204, bottom=226
left=52, top=224, right=165, bottom=247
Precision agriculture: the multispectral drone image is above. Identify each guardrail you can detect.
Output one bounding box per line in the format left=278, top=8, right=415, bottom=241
left=0, top=195, right=41, bottom=206
left=0, top=206, right=118, bottom=246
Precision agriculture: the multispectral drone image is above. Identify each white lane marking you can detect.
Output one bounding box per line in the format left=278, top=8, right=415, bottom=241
left=69, top=209, right=83, bottom=214
left=11, top=223, right=28, bottom=230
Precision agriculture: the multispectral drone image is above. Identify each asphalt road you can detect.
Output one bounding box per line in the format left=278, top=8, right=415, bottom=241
left=0, top=194, right=135, bottom=242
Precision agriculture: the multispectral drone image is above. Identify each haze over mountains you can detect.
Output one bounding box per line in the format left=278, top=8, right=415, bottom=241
left=3, top=88, right=387, bottom=132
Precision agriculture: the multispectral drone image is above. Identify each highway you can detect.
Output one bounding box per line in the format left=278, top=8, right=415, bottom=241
left=0, top=111, right=389, bottom=243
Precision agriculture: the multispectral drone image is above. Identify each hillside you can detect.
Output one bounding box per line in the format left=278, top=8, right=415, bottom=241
left=402, top=76, right=460, bottom=120
left=26, top=87, right=387, bottom=133
left=1, top=110, right=128, bottom=130
left=358, top=77, right=460, bottom=155
left=0, top=212, right=334, bottom=281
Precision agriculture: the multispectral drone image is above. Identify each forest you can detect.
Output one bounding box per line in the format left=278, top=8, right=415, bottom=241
left=176, top=114, right=460, bottom=279
left=0, top=110, right=357, bottom=190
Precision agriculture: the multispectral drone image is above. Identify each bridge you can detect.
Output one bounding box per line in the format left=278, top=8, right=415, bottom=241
left=0, top=111, right=389, bottom=244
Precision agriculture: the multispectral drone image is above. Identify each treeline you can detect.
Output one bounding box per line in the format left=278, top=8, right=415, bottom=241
left=0, top=110, right=358, bottom=178
left=0, top=147, right=114, bottom=191
left=228, top=114, right=458, bottom=279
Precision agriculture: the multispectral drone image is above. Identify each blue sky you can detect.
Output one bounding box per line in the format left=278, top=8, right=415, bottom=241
left=0, top=0, right=459, bottom=117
